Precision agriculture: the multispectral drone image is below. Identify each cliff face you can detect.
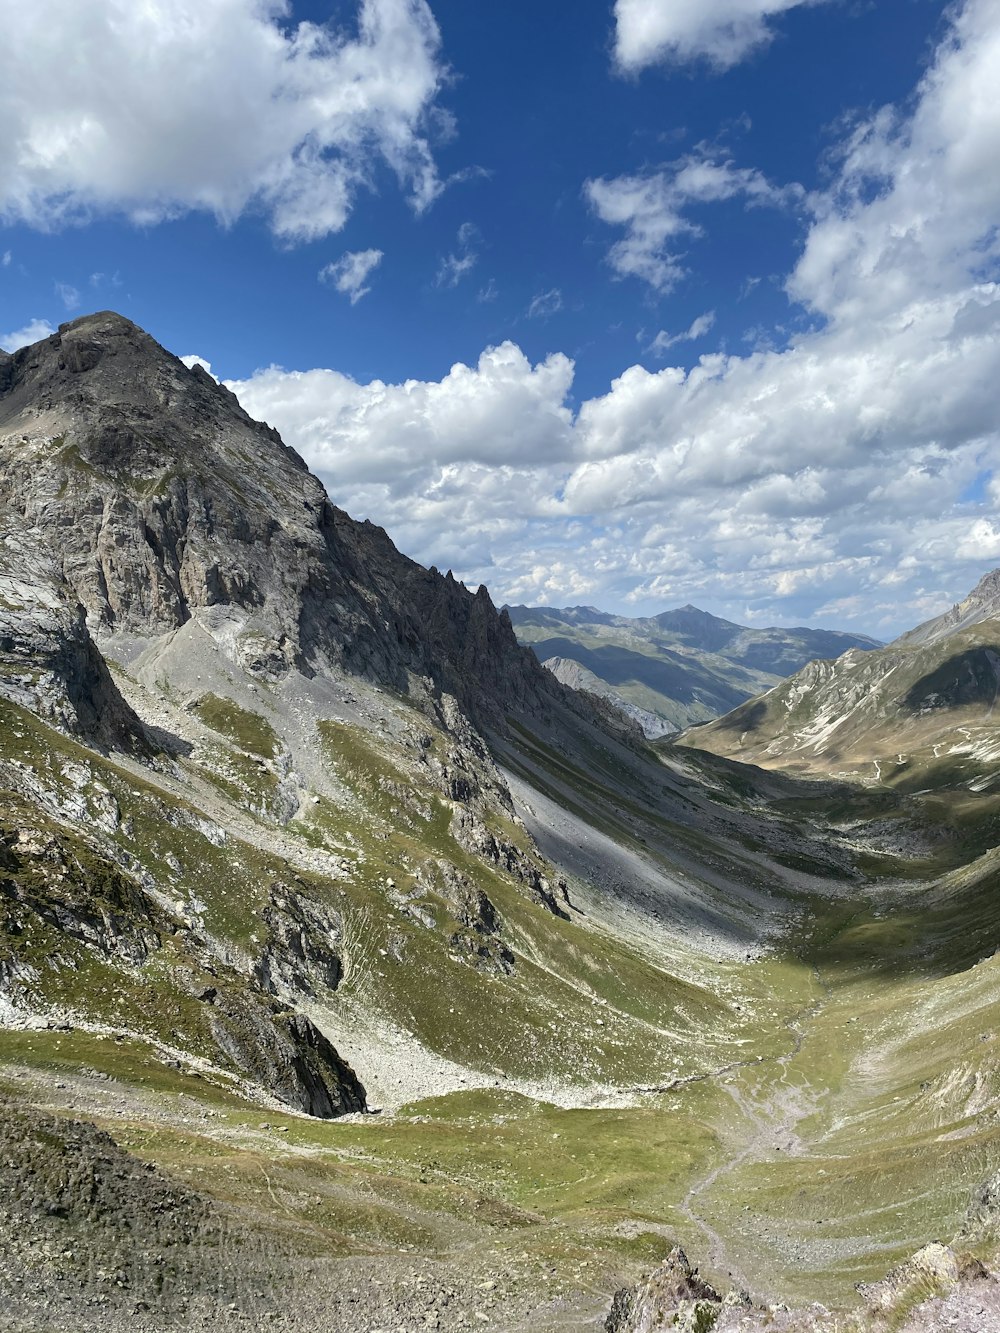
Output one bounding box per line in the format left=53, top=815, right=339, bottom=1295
left=0, top=311, right=554, bottom=729
left=0, top=311, right=581, bottom=1121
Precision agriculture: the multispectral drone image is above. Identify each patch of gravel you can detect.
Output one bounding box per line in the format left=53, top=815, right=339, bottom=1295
left=309, top=997, right=674, bottom=1115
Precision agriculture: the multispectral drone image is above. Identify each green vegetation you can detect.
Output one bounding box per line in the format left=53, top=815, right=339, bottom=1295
left=192, top=692, right=279, bottom=757
left=4, top=670, right=1000, bottom=1318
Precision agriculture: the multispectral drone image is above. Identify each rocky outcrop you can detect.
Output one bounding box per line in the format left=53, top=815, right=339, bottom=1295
left=449, top=808, right=570, bottom=918
left=449, top=884, right=515, bottom=974
left=207, top=1004, right=366, bottom=1118
left=607, top=1242, right=1000, bottom=1332
left=0, top=816, right=363, bottom=1119
left=0, top=825, right=161, bottom=966
left=254, top=882, right=344, bottom=998
left=606, top=1247, right=750, bottom=1332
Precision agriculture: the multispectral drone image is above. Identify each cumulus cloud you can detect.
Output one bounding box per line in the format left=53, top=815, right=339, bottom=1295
left=228, top=0, right=1000, bottom=636
left=0, top=319, right=55, bottom=352
left=0, top=0, right=447, bottom=241
left=613, top=0, right=820, bottom=72
left=319, top=249, right=384, bottom=304
left=586, top=157, right=800, bottom=292
left=647, top=311, right=715, bottom=355
left=1, top=251, right=10, bottom=267
left=230, top=341, right=576, bottom=574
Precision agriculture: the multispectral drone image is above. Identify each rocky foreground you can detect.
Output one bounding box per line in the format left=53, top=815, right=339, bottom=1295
left=607, top=1241, right=1000, bottom=1332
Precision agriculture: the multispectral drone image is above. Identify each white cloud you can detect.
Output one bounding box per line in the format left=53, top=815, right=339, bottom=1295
left=789, top=0, right=1000, bottom=326
left=319, top=248, right=384, bottom=304
left=0, top=319, right=55, bottom=352
left=0, top=0, right=447, bottom=241
left=436, top=222, right=479, bottom=288
left=586, top=157, right=800, bottom=292
left=228, top=0, right=1000, bottom=636
left=613, top=0, right=819, bottom=72
left=180, top=354, right=216, bottom=379
left=54, top=281, right=80, bottom=310
left=231, top=340, right=575, bottom=483
left=647, top=311, right=716, bottom=355
left=1, top=250, right=10, bottom=267
left=527, top=288, right=563, bottom=319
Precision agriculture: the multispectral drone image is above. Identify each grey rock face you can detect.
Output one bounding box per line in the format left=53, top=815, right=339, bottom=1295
left=0, top=311, right=559, bottom=728
left=0, top=531, right=142, bottom=749
left=543, top=656, right=678, bottom=738
left=254, top=882, right=344, bottom=998
left=207, top=1004, right=366, bottom=1118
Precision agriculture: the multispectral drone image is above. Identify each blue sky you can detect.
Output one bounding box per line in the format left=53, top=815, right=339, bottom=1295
left=3, top=0, right=999, bottom=636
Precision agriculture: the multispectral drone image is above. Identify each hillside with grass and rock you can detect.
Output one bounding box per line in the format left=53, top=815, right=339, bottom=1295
left=2, top=313, right=1000, bottom=1332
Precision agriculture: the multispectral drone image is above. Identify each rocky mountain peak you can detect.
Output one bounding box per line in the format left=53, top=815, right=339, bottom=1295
left=0, top=312, right=559, bottom=733
left=894, top=567, right=1000, bottom=648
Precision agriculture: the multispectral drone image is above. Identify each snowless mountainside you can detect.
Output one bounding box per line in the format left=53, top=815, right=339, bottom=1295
left=507, top=602, right=880, bottom=734
left=681, top=569, right=1000, bottom=791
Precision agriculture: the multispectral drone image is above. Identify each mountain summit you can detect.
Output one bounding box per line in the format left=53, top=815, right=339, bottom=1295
left=895, top=568, right=1000, bottom=648
left=0, top=312, right=557, bottom=738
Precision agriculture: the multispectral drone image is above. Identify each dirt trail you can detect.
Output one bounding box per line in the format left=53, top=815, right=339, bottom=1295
left=675, top=962, right=835, bottom=1292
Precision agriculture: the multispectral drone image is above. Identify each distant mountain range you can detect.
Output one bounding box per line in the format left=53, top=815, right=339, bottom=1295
left=506, top=602, right=881, bottom=735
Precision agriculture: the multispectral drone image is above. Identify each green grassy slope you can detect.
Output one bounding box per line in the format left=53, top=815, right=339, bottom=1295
left=3, top=662, right=1000, bottom=1321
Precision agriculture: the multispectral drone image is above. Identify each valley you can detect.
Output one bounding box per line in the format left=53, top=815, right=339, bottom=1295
left=1, top=314, right=1000, bottom=1331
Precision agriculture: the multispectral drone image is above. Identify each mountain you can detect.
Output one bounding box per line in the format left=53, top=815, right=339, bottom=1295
left=541, top=655, right=677, bottom=738
left=0, top=311, right=603, bottom=1127
left=680, top=568, right=1000, bottom=792
left=4, top=314, right=1000, bottom=1330
left=506, top=602, right=881, bottom=734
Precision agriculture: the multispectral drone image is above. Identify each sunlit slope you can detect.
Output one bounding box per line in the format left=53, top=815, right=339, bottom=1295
left=6, top=691, right=1000, bottom=1321
left=682, top=613, right=1000, bottom=793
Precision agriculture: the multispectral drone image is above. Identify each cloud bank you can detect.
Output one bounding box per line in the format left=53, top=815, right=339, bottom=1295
left=223, top=0, right=1000, bottom=633
left=0, top=0, right=446, bottom=240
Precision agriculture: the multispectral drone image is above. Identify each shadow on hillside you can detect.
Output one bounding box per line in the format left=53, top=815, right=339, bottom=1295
left=532, top=815, right=765, bottom=953
left=902, top=646, right=1000, bottom=713
left=530, top=637, right=750, bottom=708
left=711, top=698, right=769, bottom=733
left=802, top=884, right=1000, bottom=983
left=142, top=723, right=193, bottom=758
